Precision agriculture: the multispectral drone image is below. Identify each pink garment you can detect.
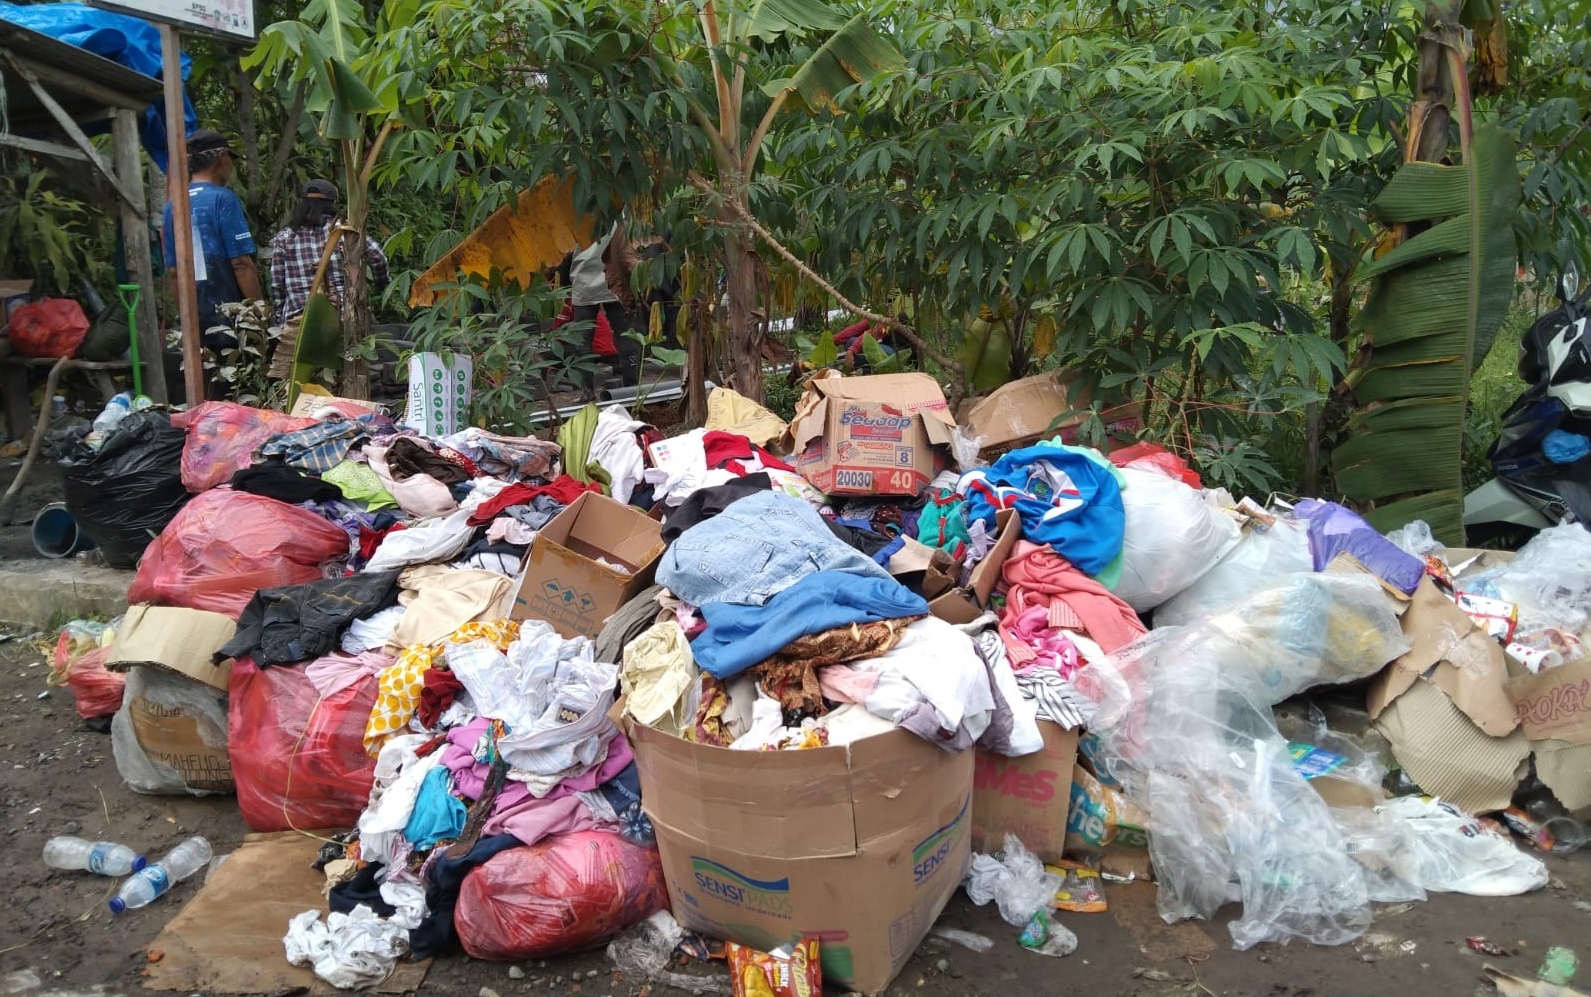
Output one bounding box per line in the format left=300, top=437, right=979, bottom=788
left=303, top=651, right=394, bottom=699
left=816, top=664, right=882, bottom=704
left=1003, top=605, right=1082, bottom=677
left=1000, top=540, right=1146, bottom=655
left=484, top=792, right=607, bottom=844
left=442, top=719, right=635, bottom=809
left=366, top=442, right=457, bottom=518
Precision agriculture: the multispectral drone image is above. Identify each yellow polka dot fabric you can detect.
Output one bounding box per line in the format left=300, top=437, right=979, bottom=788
left=362, top=619, right=523, bottom=757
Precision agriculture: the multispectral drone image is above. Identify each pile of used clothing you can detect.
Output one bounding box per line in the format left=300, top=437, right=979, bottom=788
left=64, top=368, right=1588, bottom=995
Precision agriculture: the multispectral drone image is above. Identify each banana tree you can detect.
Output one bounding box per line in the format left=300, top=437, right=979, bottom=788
left=683, top=0, right=903, bottom=402
left=1331, top=2, right=1521, bottom=544
left=244, top=0, right=421, bottom=398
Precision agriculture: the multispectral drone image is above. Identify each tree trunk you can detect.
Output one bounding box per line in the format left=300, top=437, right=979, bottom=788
left=339, top=246, right=372, bottom=399
left=723, top=218, right=764, bottom=402
left=685, top=296, right=710, bottom=426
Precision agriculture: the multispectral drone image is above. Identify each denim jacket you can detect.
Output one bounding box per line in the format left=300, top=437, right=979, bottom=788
left=657, top=490, right=894, bottom=607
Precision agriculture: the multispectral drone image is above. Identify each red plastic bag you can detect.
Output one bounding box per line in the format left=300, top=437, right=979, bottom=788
left=7, top=298, right=90, bottom=357
left=128, top=489, right=350, bottom=617
left=50, top=625, right=126, bottom=719
left=456, top=831, right=668, bottom=960
left=170, top=402, right=315, bottom=493
left=1108, top=442, right=1202, bottom=489
left=228, top=657, right=379, bottom=832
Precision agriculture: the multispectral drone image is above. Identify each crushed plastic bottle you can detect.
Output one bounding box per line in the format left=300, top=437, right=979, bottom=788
left=1017, top=909, right=1078, bottom=958
left=1539, top=946, right=1579, bottom=987
left=109, top=836, right=212, bottom=914
left=42, top=837, right=146, bottom=876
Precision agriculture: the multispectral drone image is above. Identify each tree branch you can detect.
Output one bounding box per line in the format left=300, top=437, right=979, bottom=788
left=266, top=79, right=310, bottom=198
left=688, top=173, right=967, bottom=402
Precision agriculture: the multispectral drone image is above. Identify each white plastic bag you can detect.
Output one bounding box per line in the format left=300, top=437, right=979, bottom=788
left=1114, top=467, right=1241, bottom=612
left=1153, top=517, right=1313, bottom=627
left=963, top=834, right=1064, bottom=927
left=1379, top=796, right=1548, bottom=896
left=111, top=666, right=231, bottom=797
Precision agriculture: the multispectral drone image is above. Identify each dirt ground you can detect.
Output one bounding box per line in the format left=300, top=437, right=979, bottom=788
left=1, top=637, right=1588, bottom=997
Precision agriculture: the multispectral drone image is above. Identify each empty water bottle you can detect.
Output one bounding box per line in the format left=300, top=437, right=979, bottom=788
left=43, top=837, right=147, bottom=876
left=109, top=836, right=212, bottom=914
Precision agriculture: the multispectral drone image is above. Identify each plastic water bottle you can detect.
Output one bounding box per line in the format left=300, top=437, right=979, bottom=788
left=109, top=836, right=212, bottom=914
left=42, top=837, right=147, bottom=876
left=92, top=393, right=132, bottom=434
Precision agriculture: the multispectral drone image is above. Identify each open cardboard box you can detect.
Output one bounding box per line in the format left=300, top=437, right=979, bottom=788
left=627, top=720, right=973, bottom=995
left=511, top=491, right=665, bottom=639
left=970, top=719, right=1078, bottom=864
left=927, top=509, right=1021, bottom=624
left=785, top=371, right=956, bottom=497
left=956, top=369, right=1142, bottom=455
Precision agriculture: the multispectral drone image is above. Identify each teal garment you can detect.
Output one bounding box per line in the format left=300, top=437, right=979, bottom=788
left=404, top=766, right=467, bottom=851
left=918, top=488, right=973, bottom=552
left=1041, top=439, right=1125, bottom=587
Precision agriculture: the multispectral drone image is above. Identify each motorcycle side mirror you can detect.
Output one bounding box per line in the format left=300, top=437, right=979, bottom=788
left=1563, top=262, right=1581, bottom=302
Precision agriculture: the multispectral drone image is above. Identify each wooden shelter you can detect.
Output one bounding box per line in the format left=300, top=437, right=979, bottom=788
left=0, top=18, right=166, bottom=403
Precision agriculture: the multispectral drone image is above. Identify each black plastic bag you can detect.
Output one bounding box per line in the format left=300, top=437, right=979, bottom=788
left=59, top=411, right=189, bottom=567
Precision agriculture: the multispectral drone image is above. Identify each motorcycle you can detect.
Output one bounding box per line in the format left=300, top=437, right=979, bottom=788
left=1463, top=263, right=1591, bottom=544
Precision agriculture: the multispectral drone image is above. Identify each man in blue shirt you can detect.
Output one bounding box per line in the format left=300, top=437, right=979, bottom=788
left=161, top=129, right=263, bottom=340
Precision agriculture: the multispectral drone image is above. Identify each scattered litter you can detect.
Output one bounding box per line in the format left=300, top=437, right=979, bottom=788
left=1468, top=937, right=1514, bottom=957
left=607, top=912, right=728, bottom=995
left=964, top=834, right=1064, bottom=927
left=1017, top=910, right=1077, bottom=958
left=726, top=938, right=821, bottom=997
left=928, top=927, right=994, bottom=954
left=1539, top=946, right=1580, bottom=987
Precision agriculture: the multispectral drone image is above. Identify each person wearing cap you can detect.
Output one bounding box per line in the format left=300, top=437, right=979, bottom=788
left=267, top=179, right=390, bottom=326
left=161, top=129, right=263, bottom=339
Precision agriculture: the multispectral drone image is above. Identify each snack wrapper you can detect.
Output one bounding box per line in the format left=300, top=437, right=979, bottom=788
left=727, top=939, right=821, bottom=997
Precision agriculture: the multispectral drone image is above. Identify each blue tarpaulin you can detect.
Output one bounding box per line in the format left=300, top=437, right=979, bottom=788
left=0, top=1, right=197, bottom=170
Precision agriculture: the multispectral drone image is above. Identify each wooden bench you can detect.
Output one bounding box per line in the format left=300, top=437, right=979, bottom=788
left=1, top=355, right=132, bottom=439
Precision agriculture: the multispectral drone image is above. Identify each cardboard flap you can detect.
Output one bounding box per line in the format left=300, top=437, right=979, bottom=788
left=958, top=371, right=1075, bottom=450
left=970, top=509, right=1020, bottom=605
left=1533, top=740, right=1591, bottom=816
left=627, top=721, right=860, bottom=859
left=106, top=605, right=237, bottom=691
left=1372, top=679, right=1531, bottom=815
left=848, top=728, right=974, bottom=847
left=788, top=396, right=829, bottom=453
left=1374, top=578, right=1515, bottom=736
left=809, top=371, right=951, bottom=412
left=1506, top=659, right=1591, bottom=746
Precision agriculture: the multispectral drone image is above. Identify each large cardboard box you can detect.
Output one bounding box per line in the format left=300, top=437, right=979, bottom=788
left=628, top=723, right=973, bottom=995
left=785, top=371, right=956, bottom=497
left=956, top=370, right=1141, bottom=454
left=107, top=605, right=238, bottom=794
left=969, top=720, right=1078, bottom=864
left=510, top=492, right=665, bottom=639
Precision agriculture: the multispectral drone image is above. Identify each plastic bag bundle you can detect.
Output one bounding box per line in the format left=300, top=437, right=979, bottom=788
left=111, top=666, right=231, bottom=796
left=1203, top=572, right=1409, bottom=705
left=963, top=833, right=1063, bottom=927
left=49, top=620, right=125, bottom=719
left=1153, top=517, right=1313, bottom=627
left=58, top=411, right=189, bottom=568
left=1074, top=629, right=1373, bottom=950
left=1113, top=467, right=1241, bottom=612
left=455, top=831, right=668, bottom=960
left=1468, top=524, right=1591, bottom=634
left=1376, top=796, right=1547, bottom=896
left=128, top=489, right=350, bottom=617
left=171, top=402, right=315, bottom=493
left=229, top=658, right=380, bottom=833
left=8, top=298, right=89, bottom=357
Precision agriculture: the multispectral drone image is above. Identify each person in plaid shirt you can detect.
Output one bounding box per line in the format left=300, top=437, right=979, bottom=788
left=268, top=179, right=390, bottom=324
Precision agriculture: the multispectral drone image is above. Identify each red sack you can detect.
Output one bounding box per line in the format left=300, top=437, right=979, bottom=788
left=456, top=831, right=668, bottom=961
left=1108, top=442, right=1202, bottom=489
left=171, top=402, right=315, bottom=493
left=7, top=298, right=90, bottom=357
left=128, top=489, right=350, bottom=617
left=51, top=625, right=125, bottom=720
left=228, top=657, right=379, bottom=832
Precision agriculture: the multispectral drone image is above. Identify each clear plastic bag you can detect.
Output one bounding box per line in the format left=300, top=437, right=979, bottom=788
left=1114, top=467, right=1242, bottom=612
left=111, top=666, right=231, bottom=796
left=1329, top=806, right=1426, bottom=904
left=1073, top=629, right=1374, bottom=950
left=1385, top=520, right=1442, bottom=558
left=1466, top=524, right=1591, bottom=634
left=963, top=833, right=1064, bottom=927
left=608, top=911, right=730, bottom=994
left=1153, top=517, right=1313, bottom=627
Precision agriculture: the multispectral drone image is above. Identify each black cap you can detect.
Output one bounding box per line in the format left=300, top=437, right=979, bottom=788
left=187, top=129, right=240, bottom=159
left=303, top=179, right=339, bottom=202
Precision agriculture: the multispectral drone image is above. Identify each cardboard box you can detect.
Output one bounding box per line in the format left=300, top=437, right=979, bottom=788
left=1507, top=657, right=1591, bottom=817
left=970, top=720, right=1079, bottom=864
left=628, top=723, right=973, bottom=995
left=404, top=352, right=473, bottom=437
left=785, top=371, right=956, bottom=497
left=511, top=492, right=665, bottom=639
left=107, top=605, right=237, bottom=690
left=107, top=606, right=238, bottom=794
left=288, top=392, right=383, bottom=419
left=1367, top=578, right=1531, bottom=815
left=956, top=370, right=1141, bottom=454
left=928, top=509, right=1021, bottom=625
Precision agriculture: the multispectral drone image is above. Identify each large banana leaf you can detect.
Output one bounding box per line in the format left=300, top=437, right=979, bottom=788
left=760, top=11, right=905, bottom=114
left=286, top=291, right=344, bottom=412
left=1331, top=123, right=1520, bottom=544
left=741, top=0, right=847, bottom=40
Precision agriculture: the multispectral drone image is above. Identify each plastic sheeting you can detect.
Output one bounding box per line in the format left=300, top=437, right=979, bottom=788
left=454, top=831, right=668, bottom=960
left=0, top=2, right=195, bottom=169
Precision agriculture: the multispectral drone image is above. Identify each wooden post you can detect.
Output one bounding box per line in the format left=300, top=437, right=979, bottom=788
left=159, top=23, right=203, bottom=406
left=112, top=108, right=166, bottom=405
